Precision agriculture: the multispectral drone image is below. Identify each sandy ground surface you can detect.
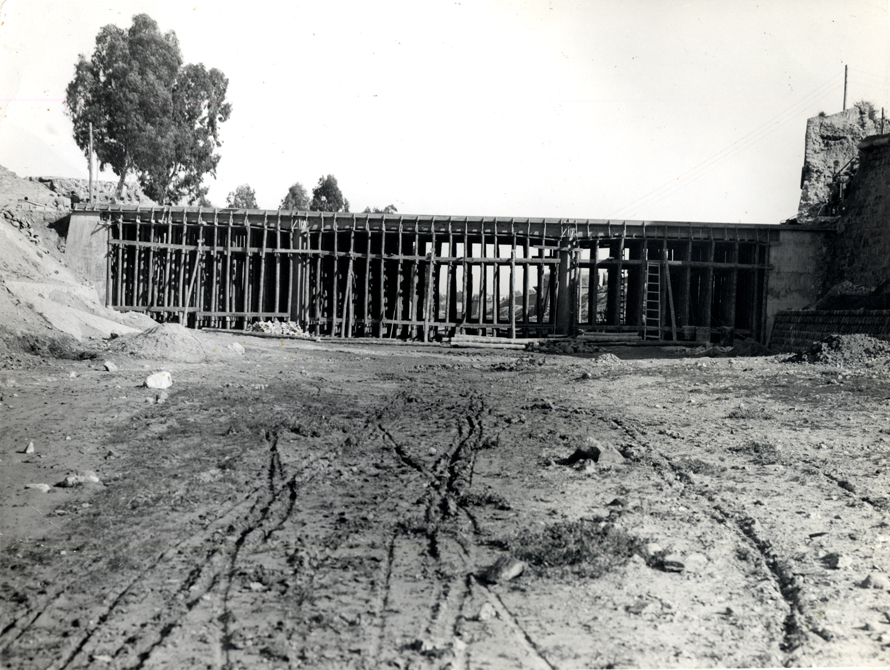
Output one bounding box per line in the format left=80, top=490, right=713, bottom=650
left=2, top=334, right=890, bottom=670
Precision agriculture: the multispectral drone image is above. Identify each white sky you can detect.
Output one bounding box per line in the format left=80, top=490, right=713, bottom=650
left=1, top=0, right=888, bottom=222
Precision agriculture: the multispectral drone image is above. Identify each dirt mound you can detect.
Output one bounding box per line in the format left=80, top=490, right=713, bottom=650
left=796, top=333, right=890, bottom=366
left=1, top=166, right=156, bottom=358
left=106, top=323, right=208, bottom=363
left=590, top=353, right=626, bottom=366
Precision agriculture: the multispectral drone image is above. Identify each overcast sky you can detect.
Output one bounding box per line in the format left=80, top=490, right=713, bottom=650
left=1, top=0, right=888, bottom=222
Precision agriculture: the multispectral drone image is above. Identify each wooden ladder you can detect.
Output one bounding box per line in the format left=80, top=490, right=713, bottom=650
left=644, top=261, right=661, bottom=339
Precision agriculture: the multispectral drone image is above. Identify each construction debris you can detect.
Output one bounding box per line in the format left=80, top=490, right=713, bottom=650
left=249, top=320, right=304, bottom=337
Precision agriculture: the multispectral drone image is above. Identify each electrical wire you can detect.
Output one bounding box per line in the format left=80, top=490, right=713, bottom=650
left=608, top=73, right=843, bottom=219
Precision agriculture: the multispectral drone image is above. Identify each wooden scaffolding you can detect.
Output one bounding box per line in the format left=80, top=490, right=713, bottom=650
left=94, top=206, right=777, bottom=342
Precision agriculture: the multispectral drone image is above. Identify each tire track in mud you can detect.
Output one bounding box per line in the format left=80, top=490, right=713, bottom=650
left=53, top=429, right=303, bottom=670
left=0, top=482, right=267, bottom=667
left=371, top=390, right=555, bottom=670
left=603, top=413, right=816, bottom=658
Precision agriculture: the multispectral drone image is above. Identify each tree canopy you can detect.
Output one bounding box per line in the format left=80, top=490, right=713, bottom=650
left=309, top=175, right=349, bottom=213
left=226, top=184, right=258, bottom=209
left=280, top=182, right=309, bottom=211
left=64, top=14, right=231, bottom=204
left=363, top=205, right=398, bottom=214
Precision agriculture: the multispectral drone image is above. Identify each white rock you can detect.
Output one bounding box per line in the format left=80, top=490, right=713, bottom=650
left=156, top=391, right=169, bottom=404
left=476, top=602, right=497, bottom=621
left=228, top=342, right=245, bottom=355
left=25, top=483, right=51, bottom=493
left=57, top=471, right=102, bottom=488
left=103, top=361, right=118, bottom=372
left=144, top=371, right=173, bottom=389
left=68, top=371, right=77, bottom=379
left=24, top=440, right=35, bottom=454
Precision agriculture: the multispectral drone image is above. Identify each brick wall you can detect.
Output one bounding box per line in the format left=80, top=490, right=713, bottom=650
left=770, top=309, right=890, bottom=352
left=832, top=136, right=890, bottom=288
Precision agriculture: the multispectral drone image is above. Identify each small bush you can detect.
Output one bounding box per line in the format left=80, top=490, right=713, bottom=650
left=459, top=491, right=512, bottom=510
left=509, top=518, right=642, bottom=577
left=729, top=439, right=783, bottom=465
left=726, top=406, right=775, bottom=420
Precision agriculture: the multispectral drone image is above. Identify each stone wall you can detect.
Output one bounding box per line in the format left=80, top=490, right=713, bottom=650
left=770, top=310, right=890, bottom=352
left=798, top=105, right=880, bottom=223
left=831, top=136, right=890, bottom=288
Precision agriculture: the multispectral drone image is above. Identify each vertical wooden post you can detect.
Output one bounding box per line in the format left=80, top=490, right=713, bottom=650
left=274, top=212, right=282, bottom=316
left=330, top=215, right=340, bottom=337
left=378, top=214, right=387, bottom=337
left=445, top=217, right=455, bottom=331
left=343, top=216, right=356, bottom=338
left=243, top=212, right=252, bottom=326
left=105, top=220, right=112, bottom=307
left=536, top=223, right=546, bottom=327
left=493, top=219, right=500, bottom=327
left=390, top=216, right=404, bottom=337
left=423, top=242, right=435, bottom=342
left=116, top=216, right=124, bottom=309
left=210, top=210, right=219, bottom=327
left=523, top=219, right=531, bottom=334
left=727, top=231, right=739, bottom=334
left=314, top=220, right=322, bottom=336
left=225, top=212, right=233, bottom=328
left=146, top=208, right=156, bottom=309
left=682, top=233, right=692, bottom=330
left=590, top=230, right=599, bottom=326
left=461, top=218, right=470, bottom=332
left=702, top=229, right=715, bottom=338
left=363, top=216, right=372, bottom=335
left=133, top=209, right=141, bottom=308
left=509, top=242, right=517, bottom=340
left=664, top=250, right=677, bottom=341
left=408, top=217, right=420, bottom=339
left=257, top=212, right=268, bottom=320
left=556, top=223, right=572, bottom=336
left=480, top=219, right=488, bottom=327
left=613, top=223, right=626, bottom=326
left=177, top=209, right=188, bottom=320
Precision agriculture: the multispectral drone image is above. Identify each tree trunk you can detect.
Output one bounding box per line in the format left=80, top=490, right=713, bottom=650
left=115, top=169, right=128, bottom=201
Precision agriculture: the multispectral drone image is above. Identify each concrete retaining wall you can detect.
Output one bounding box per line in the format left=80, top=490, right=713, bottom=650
left=64, top=212, right=108, bottom=302
left=770, top=309, right=890, bottom=351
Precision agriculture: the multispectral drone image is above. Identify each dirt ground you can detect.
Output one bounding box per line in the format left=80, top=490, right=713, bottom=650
left=2, top=334, right=890, bottom=670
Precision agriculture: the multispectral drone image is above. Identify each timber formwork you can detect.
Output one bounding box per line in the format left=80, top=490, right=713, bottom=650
left=91, top=205, right=778, bottom=342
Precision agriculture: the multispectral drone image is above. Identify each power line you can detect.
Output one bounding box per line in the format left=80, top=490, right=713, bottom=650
left=623, top=85, right=843, bottom=219
left=608, top=73, right=843, bottom=219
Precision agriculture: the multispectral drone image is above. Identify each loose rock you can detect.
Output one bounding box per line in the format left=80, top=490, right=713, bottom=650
left=56, top=471, right=101, bottom=488
left=156, top=391, right=169, bottom=405
left=822, top=552, right=853, bottom=570
left=23, top=440, right=35, bottom=454
left=25, top=483, right=51, bottom=493
left=476, top=602, right=497, bottom=621
left=479, top=556, right=525, bottom=584
left=103, top=361, right=118, bottom=372
left=144, top=371, right=173, bottom=389
left=661, top=553, right=686, bottom=572
left=558, top=437, right=625, bottom=467
left=228, top=342, right=245, bottom=355
left=860, top=572, right=890, bottom=589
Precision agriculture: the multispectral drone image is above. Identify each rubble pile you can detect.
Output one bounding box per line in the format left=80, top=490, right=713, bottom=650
left=107, top=323, right=207, bottom=363
left=796, top=333, right=890, bottom=367
left=249, top=320, right=305, bottom=337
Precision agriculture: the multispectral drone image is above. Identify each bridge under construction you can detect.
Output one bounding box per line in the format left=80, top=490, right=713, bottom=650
left=66, top=205, right=829, bottom=343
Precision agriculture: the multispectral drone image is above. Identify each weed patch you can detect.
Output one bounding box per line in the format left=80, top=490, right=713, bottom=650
left=729, top=439, right=784, bottom=465
left=509, top=518, right=642, bottom=578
